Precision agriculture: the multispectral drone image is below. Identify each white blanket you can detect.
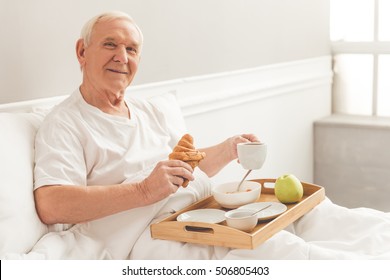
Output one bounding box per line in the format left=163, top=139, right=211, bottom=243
left=4, top=172, right=390, bottom=260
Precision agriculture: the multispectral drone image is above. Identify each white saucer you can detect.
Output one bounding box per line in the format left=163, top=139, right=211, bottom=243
left=177, top=209, right=226, bottom=224
left=238, top=202, right=287, bottom=221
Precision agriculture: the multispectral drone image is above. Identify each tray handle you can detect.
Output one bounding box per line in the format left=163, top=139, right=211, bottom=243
left=257, top=178, right=276, bottom=184
left=184, top=225, right=215, bottom=234
left=252, top=178, right=277, bottom=191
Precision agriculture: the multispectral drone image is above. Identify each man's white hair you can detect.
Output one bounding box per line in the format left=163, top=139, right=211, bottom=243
left=80, top=11, right=144, bottom=48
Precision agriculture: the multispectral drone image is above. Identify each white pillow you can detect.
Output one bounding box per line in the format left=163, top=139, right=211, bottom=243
left=147, top=91, right=187, bottom=147
left=0, top=112, right=48, bottom=256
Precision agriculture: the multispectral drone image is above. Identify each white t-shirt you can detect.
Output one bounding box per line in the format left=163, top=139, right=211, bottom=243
left=33, top=89, right=212, bottom=257
left=34, top=89, right=186, bottom=189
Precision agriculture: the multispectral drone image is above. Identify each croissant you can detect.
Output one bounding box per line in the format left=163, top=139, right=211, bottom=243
left=169, top=134, right=206, bottom=187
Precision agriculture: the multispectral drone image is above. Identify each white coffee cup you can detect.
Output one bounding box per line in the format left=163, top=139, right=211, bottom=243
left=237, top=142, right=267, bottom=170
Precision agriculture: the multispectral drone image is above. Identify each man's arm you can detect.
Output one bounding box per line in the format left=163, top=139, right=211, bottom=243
left=198, top=134, right=259, bottom=177
left=34, top=160, right=194, bottom=225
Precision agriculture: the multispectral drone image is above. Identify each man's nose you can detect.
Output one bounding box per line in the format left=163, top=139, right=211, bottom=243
left=113, top=45, right=128, bottom=64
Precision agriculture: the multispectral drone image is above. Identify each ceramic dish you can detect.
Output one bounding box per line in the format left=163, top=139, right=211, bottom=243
left=176, top=209, right=226, bottom=224
left=238, top=202, right=287, bottom=221
left=212, top=181, right=261, bottom=209
left=225, top=209, right=258, bottom=232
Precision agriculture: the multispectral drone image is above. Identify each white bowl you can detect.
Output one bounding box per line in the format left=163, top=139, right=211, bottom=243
left=212, top=181, right=261, bottom=209
left=225, top=209, right=258, bottom=232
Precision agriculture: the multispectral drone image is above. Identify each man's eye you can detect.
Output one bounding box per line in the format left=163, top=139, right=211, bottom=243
left=104, top=42, right=116, bottom=48
left=126, top=47, right=137, bottom=54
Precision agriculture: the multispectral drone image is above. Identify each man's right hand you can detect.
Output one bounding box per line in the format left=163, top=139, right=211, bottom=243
left=136, top=160, right=194, bottom=204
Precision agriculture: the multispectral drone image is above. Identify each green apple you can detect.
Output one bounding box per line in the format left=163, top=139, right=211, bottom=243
left=274, top=174, right=303, bottom=203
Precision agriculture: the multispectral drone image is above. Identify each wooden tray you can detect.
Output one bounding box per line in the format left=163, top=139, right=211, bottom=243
left=150, top=178, right=325, bottom=249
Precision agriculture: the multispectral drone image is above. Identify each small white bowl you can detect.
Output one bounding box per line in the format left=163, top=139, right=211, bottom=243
left=212, top=181, right=261, bottom=209
left=225, top=209, right=258, bottom=232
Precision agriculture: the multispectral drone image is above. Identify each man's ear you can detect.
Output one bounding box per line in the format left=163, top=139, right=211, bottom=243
left=76, top=39, right=86, bottom=67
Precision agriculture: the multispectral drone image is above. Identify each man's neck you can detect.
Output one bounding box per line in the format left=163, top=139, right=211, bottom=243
left=79, top=85, right=130, bottom=118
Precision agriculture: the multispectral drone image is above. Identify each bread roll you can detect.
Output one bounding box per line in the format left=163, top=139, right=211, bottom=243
left=169, top=134, right=206, bottom=187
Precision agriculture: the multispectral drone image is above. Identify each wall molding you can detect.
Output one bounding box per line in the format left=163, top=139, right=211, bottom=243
left=127, top=55, right=333, bottom=117
left=0, top=56, right=333, bottom=115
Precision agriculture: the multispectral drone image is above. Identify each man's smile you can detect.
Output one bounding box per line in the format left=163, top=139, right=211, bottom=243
left=107, top=68, right=128, bottom=75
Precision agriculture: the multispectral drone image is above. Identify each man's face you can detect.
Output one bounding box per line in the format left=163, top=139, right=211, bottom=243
left=79, top=18, right=142, bottom=95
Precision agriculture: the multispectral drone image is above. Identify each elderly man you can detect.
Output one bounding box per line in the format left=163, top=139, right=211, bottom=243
left=33, top=12, right=257, bottom=231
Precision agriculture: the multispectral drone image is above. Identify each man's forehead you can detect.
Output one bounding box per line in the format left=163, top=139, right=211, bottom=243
left=92, top=19, right=141, bottom=43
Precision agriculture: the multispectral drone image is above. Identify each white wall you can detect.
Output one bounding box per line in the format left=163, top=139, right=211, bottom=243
left=0, top=0, right=330, bottom=104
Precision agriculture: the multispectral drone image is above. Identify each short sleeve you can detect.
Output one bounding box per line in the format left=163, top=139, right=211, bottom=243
left=34, top=118, right=87, bottom=189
